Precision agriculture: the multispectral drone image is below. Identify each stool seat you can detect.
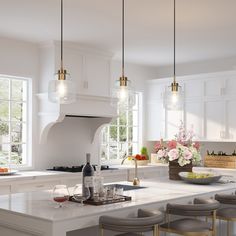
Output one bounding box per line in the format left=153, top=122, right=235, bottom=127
left=161, top=218, right=212, bottom=233
left=99, top=209, right=164, bottom=235
left=217, top=207, right=236, bottom=219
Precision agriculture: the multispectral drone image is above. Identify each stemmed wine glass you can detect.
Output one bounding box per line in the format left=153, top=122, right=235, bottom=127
left=73, top=184, right=90, bottom=205
left=53, top=185, right=70, bottom=208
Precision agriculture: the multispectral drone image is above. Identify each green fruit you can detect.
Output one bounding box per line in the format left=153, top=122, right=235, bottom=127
left=140, top=147, right=149, bottom=160
left=187, top=172, right=214, bottom=179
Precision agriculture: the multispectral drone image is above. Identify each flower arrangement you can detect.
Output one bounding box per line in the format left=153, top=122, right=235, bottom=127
left=154, top=121, right=201, bottom=167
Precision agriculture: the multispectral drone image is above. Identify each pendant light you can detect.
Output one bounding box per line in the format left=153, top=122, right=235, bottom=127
left=112, top=0, right=135, bottom=108
left=164, top=0, right=184, bottom=110
left=48, top=0, right=76, bottom=104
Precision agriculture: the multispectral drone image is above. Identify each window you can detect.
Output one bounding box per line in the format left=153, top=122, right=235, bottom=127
left=101, top=93, right=141, bottom=163
left=0, top=76, right=29, bottom=167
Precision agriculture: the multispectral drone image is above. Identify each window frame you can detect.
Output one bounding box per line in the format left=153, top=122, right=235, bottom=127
left=101, top=92, right=143, bottom=165
left=0, top=74, right=32, bottom=169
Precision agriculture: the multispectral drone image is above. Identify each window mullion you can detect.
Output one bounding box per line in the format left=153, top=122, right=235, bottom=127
left=8, top=79, right=12, bottom=167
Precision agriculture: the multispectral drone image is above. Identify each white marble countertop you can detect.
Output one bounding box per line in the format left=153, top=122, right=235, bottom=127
left=0, top=165, right=164, bottom=184
left=0, top=165, right=235, bottom=184
left=0, top=178, right=235, bottom=223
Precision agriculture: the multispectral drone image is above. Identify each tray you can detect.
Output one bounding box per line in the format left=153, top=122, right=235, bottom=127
left=69, top=195, right=131, bottom=206
left=0, top=170, right=18, bottom=176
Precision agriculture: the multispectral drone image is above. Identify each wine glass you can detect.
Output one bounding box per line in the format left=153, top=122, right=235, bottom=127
left=73, top=184, right=90, bottom=205
left=53, top=185, right=70, bottom=208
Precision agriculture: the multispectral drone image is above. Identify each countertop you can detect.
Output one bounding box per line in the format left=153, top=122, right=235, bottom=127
left=0, top=178, right=235, bottom=223
left=0, top=164, right=235, bottom=184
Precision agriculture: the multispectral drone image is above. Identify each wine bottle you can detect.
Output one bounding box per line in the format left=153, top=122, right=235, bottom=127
left=82, top=153, right=94, bottom=199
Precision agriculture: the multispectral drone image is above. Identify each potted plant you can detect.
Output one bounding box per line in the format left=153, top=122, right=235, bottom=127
left=154, top=121, right=201, bottom=180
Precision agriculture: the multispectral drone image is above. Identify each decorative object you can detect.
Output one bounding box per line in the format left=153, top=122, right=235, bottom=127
left=205, top=154, right=236, bottom=169
left=48, top=0, right=76, bottom=104
left=111, top=0, right=135, bottom=108
left=154, top=121, right=201, bottom=180
left=163, top=0, right=184, bottom=110
left=178, top=172, right=222, bottom=185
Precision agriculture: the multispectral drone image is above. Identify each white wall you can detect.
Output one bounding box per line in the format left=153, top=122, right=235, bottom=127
left=0, top=37, right=40, bottom=169
left=153, top=56, right=236, bottom=79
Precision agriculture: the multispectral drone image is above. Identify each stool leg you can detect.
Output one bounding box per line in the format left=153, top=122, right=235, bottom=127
left=100, top=226, right=104, bottom=236
left=153, top=225, right=159, bottom=236
left=227, top=220, right=230, bottom=236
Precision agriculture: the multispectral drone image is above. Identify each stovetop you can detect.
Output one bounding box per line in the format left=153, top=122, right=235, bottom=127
left=47, top=165, right=117, bottom=173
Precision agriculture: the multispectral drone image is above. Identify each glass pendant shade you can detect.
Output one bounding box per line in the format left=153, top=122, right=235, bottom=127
left=164, top=83, right=184, bottom=110
left=112, top=78, right=136, bottom=109
left=48, top=70, right=76, bottom=104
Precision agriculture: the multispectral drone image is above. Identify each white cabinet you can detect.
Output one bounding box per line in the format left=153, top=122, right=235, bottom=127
left=0, top=185, right=11, bottom=195
left=226, top=99, right=236, bottom=140
left=146, top=70, right=236, bottom=142
left=41, top=42, right=112, bottom=98
left=166, top=109, right=183, bottom=139
left=185, top=100, right=203, bottom=139
left=84, top=55, right=110, bottom=97
left=205, top=100, right=225, bottom=140
left=146, top=101, right=165, bottom=140
left=62, top=46, right=111, bottom=97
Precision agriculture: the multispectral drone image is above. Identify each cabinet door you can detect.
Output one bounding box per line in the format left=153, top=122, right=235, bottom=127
left=0, top=185, right=11, bottom=195
left=185, top=101, right=203, bottom=139
left=205, top=100, right=225, bottom=140
left=85, top=55, right=110, bottom=97
left=146, top=101, right=165, bottom=141
left=166, top=109, right=183, bottom=140
left=226, top=99, right=236, bottom=139
left=63, top=51, right=84, bottom=94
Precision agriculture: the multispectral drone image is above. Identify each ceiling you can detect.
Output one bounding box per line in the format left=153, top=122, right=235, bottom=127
left=0, top=0, right=236, bottom=66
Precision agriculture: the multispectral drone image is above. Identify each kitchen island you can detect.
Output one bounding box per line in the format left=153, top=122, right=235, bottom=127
left=0, top=178, right=235, bottom=236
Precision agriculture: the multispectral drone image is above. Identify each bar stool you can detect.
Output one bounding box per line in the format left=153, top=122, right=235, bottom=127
left=99, top=208, right=164, bottom=236
left=215, top=193, right=236, bottom=236
left=159, top=198, right=220, bottom=236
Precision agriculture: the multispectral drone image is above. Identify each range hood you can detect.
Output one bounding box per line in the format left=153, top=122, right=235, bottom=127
left=37, top=93, right=117, bottom=143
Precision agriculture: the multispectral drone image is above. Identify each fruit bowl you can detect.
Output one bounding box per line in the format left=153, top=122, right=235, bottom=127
left=178, top=172, right=222, bottom=185
left=133, top=160, right=149, bottom=166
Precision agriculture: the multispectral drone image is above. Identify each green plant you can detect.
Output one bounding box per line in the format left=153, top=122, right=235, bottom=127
left=141, top=146, right=149, bottom=160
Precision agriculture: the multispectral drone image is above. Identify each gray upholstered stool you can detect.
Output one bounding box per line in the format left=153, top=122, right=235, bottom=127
left=215, top=193, right=236, bottom=236
left=159, top=198, right=220, bottom=236
left=99, top=209, right=164, bottom=236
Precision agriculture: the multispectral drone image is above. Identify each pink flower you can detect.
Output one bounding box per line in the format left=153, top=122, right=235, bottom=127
left=167, top=140, right=177, bottom=150
left=168, top=149, right=179, bottom=161
left=183, top=148, right=193, bottom=160
left=154, top=141, right=162, bottom=151
left=193, top=142, right=200, bottom=150
left=157, top=149, right=167, bottom=159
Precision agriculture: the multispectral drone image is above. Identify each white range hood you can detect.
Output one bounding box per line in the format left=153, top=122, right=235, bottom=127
left=37, top=93, right=117, bottom=143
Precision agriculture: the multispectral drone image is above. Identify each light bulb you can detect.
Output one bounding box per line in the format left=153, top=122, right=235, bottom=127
left=119, top=86, right=128, bottom=101
left=57, top=80, right=67, bottom=98
left=171, top=92, right=178, bottom=105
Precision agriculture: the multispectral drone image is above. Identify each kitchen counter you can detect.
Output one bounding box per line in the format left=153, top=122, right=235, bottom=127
left=0, top=165, right=165, bottom=184
left=0, top=164, right=235, bottom=184
left=0, top=178, right=235, bottom=236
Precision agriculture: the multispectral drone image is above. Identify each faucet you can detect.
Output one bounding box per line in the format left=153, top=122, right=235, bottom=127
left=121, top=154, right=140, bottom=186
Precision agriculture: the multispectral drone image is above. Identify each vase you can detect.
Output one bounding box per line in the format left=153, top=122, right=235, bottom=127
left=169, top=160, right=193, bottom=180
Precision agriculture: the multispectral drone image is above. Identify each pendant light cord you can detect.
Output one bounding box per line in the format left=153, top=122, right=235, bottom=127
left=60, top=0, right=63, bottom=70
left=173, top=0, right=176, bottom=83
left=122, top=0, right=125, bottom=78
